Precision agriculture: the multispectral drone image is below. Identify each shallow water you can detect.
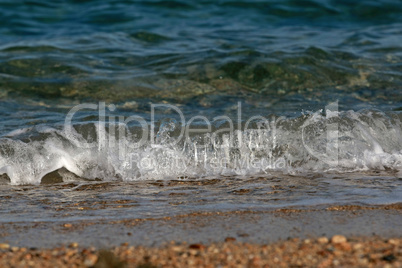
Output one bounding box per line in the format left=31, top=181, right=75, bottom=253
left=0, top=0, right=402, bottom=222
left=0, top=171, right=401, bottom=223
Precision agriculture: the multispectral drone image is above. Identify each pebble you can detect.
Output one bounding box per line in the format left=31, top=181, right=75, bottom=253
left=317, top=237, right=329, bottom=244
left=189, top=244, right=205, bottom=250
left=331, top=235, right=347, bottom=244
left=250, top=256, right=261, bottom=266
left=189, top=249, right=198, bottom=256
left=0, top=243, right=10, bottom=250
left=171, top=246, right=182, bottom=252
left=225, top=237, right=236, bottom=242
left=84, top=254, right=98, bottom=267
left=353, top=243, right=363, bottom=250
left=69, top=242, right=79, bottom=248
left=337, top=242, right=352, bottom=251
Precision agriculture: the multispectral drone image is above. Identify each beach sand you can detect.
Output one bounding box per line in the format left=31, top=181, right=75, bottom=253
left=0, top=236, right=401, bottom=267
left=0, top=204, right=401, bottom=267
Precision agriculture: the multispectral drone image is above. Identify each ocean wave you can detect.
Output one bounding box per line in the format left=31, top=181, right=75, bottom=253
left=1, top=109, right=401, bottom=185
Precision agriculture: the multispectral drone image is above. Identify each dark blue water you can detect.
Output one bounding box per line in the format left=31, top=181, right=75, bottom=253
left=1, top=0, right=401, bottom=109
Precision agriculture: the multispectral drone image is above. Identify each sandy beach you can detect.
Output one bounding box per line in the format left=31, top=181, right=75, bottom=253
left=0, top=236, right=401, bottom=267
left=1, top=204, right=401, bottom=267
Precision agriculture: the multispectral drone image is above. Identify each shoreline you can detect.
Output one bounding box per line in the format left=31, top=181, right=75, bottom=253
left=1, top=204, right=401, bottom=248
left=0, top=204, right=401, bottom=266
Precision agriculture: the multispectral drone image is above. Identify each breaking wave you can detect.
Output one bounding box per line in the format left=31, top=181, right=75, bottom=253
left=1, top=109, right=401, bottom=185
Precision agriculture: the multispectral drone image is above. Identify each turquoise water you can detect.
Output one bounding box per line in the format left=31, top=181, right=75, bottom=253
left=0, top=1, right=401, bottom=111
left=0, top=1, right=401, bottom=221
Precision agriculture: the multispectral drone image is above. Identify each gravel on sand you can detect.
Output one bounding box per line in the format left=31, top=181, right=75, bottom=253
left=0, top=236, right=400, bottom=267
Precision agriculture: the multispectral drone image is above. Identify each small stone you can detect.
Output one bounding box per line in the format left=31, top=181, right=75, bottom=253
left=225, top=237, right=236, bottom=242
left=0, top=243, right=10, bottom=250
left=388, top=239, right=399, bottom=246
left=331, top=235, right=347, bottom=244
left=11, top=246, right=19, bottom=252
left=63, top=223, right=72, bottom=228
left=189, top=243, right=205, bottom=250
left=338, top=242, right=352, bottom=251
left=69, top=242, right=79, bottom=248
left=318, top=257, right=332, bottom=268
left=24, top=253, right=32, bottom=260
left=189, top=249, right=198, bottom=255
left=251, top=256, right=261, bottom=266
left=171, top=246, right=182, bottom=252
left=353, top=243, right=363, bottom=250
left=382, top=254, right=396, bottom=263
left=318, top=237, right=329, bottom=244
left=84, top=254, right=98, bottom=267
left=65, top=249, right=76, bottom=257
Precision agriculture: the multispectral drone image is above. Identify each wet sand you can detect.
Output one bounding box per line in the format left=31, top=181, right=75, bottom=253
left=0, top=204, right=401, bottom=267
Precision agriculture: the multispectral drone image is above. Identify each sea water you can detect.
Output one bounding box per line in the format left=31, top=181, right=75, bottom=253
left=0, top=0, right=401, bottom=222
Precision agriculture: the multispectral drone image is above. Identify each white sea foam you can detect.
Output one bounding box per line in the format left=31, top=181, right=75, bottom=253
left=0, top=110, right=401, bottom=185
